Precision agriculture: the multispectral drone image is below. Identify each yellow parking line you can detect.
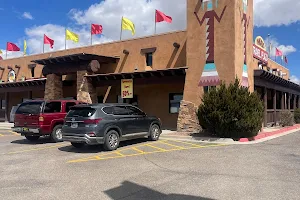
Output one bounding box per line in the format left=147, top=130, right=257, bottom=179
left=132, top=147, right=144, bottom=154
left=145, top=144, right=168, bottom=152
left=158, top=140, right=187, bottom=150
left=165, top=139, right=208, bottom=148
left=0, top=134, right=3, bottom=136
left=115, top=151, right=125, bottom=157
left=10, top=131, right=20, bottom=136
left=7, top=143, right=66, bottom=155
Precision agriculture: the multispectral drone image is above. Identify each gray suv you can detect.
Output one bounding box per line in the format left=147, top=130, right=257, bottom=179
left=62, top=104, right=162, bottom=150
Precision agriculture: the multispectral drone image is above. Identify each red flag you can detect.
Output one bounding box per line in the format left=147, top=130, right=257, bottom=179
left=44, top=34, right=54, bottom=48
left=275, top=48, right=283, bottom=56
left=155, top=9, right=172, bottom=23
left=284, top=56, right=288, bottom=64
left=6, top=42, right=20, bottom=51
left=0, top=56, right=2, bottom=60
left=91, top=24, right=103, bottom=35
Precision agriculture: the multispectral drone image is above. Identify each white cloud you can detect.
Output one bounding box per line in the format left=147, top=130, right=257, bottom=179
left=22, top=12, right=33, bottom=20
left=290, top=75, right=300, bottom=84
left=254, top=0, right=300, bottom=27
left=265, top=36, right=297, bottom=57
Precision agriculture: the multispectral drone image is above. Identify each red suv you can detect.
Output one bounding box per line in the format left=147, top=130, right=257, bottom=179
left=12, top=99, right=86, bottom=142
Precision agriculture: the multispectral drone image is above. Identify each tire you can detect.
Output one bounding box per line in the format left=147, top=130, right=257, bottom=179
left=25, top=135, right=40, bottom=141
left=50, top=125, right=63, bottom=143
left=71, top=142, right=85, bottom=148
left=103, top=130, right=120, bottom=151
left=148, top=124, right=161, bottom=141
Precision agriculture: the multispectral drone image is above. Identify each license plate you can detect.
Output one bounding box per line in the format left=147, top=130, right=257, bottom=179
left=22, top=127, right=29, bottom=132
left=71, top=123, right=78, bottom=128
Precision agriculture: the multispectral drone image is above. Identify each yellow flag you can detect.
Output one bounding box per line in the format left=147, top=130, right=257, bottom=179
left=24, top=40, right=27, bottom=56
left=66, top=29, right=79, bottom=43
left=122, top=17, right=135, bottom=35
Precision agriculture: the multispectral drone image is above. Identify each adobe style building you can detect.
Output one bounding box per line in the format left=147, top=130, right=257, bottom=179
left=0, top=0, right=299, bottom=131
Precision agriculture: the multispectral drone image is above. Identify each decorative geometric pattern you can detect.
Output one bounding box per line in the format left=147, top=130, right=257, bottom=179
left=241, top=0, right=249, bottom=87
left=199, top=63, right=220, bottom=86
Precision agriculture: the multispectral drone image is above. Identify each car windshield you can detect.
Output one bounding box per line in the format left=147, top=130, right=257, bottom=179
left=67, top=107, right=96, bottom=117
left=15, top=102, right=43, bottom=115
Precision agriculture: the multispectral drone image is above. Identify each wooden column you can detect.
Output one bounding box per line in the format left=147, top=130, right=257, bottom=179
left=273, top=89, right=277, bottom=125
left=281, top=92, right=285, bottom=110
left=288, top=93, right=291, bottom=110
left=28, top=91, right=33, bottom=99
left=263, top=87, right=268, bottom=127
left=298, top=95, right=300, bottom=109
left=293, top=94, right=296, bottom=110
left=4, top=92, right=8, bottom=122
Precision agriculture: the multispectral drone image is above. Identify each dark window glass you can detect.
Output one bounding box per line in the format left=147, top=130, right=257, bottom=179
left=1, top=99, right=6, bottom=109
left=15, top=102, right=43, bottom=115
left=103, top=107, right=113, bottom=115
left=126, top=106, right=144, bottom=115
left=67, top=107, right=96, bottom=117
left=169, top=93, right=183, bottom=114
left=31, top=68, right=35, bottom=77
left=203, top=86, right=216, bottom=94
left=44, top=102, right=61, bottom=113
left=113, top=106, right=128, bottom=115
left=146, top=53, right=153, bottom=66
left=66, top=102, right=76, bottom=113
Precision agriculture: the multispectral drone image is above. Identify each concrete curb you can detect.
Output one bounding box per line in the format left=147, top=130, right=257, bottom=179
left=161, top=125, right=300, bottom=145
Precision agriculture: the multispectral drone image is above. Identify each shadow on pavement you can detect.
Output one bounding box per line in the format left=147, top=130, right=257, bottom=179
left=58, top=138, right=150, bottom=154
left=104, top=181, right=215, bottom=200
left=10, top=136, right=54, bottom=145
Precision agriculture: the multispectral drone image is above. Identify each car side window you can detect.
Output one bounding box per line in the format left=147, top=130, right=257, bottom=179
left=113, top=106, right=128, bottom=115
left=44, top=102, right=62, bottom=113
left=103, top=107, right=113, bottom=115
left=66, top=102, right=76, bottom=113
left=126, top=106, right=144, bottom=115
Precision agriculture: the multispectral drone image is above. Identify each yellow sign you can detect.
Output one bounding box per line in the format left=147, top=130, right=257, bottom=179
left=255, top=36, right=266, bottom=50
left=121, top=79, right=133, bottom=99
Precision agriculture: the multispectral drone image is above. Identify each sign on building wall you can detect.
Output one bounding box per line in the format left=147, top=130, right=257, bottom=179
left=8, top=69, right=16, bottom=82
left=253, top=36, right=268, bottom=63
left=121, top=79, right=133, bottom=99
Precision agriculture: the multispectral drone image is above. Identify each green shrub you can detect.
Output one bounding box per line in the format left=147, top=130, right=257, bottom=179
left=197, top=78, right=264, bottom=139
left=294, top=108, right=300, bottom=124
left=280, top=111, right=294, bottom=127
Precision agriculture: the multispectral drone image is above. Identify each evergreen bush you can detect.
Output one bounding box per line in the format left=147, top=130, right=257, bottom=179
left=197, top=78, right=264, bottom=139
left=280, top=111, right=294, bottom=127
left=294, top=108, right=300, bottom=124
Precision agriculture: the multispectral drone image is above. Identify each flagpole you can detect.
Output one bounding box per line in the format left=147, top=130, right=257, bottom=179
left=120, top=16, right=123, bottom=40
left=43, top=36, right=45, bottom=53
left=91, top=24, right=93, bottom=45
left=6, top=42, right=7, bottom=59
left=154, top=9, right=157, bottom=35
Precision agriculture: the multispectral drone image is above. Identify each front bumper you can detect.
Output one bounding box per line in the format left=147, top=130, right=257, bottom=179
left=62, top=133, right=104, bottom=145
left=12, top=127, right=40, bottom=135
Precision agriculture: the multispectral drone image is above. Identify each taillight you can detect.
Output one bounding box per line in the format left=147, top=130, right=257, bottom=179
left=83, top=118, right=102, bottom=124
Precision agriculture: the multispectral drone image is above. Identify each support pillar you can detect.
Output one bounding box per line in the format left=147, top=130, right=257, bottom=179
left=263, top=87, right=267, bottom=127
left=28, top=91, right=33, bottom=100
left=298, top=95, right=300, bottom=109
left=4, top=92, right=8, bottom=122
left=77, top=71, right=97, bottom=104
left=273, top=89, right=277, bottom=125
left=281, top=91, right=284, bottom=110
left=288, top=93, right=291, bottom=110
left=293, top=94, right=296, bottom=110
left=44, top=74, right=63, bottom=100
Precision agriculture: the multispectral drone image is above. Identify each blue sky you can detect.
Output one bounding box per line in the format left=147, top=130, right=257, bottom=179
left=0, top=0, right=299, bottom=81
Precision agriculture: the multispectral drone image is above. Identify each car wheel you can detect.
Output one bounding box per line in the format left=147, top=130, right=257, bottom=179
left=148, top=124, right=161, bottom=141
left=103, top=130, right=120, bottom=151
left=50, top=125, right=63, bottom=143
left=71, top=142, right=85, bottom=148
left=25, top=135, right=40, bottom=141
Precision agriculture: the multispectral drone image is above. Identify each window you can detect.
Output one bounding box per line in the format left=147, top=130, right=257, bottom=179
left=203, top=86, right=216, bottom=94
left=67, top=107, right=96, bottom=117
left=15, top=102, right=43, bottom=115
left=103, top=107, right=113, bottom=115
left=169, top=93, right=183, bottom=114
left=65, top=102, right=76, bottom=113
left=113, top=106, right=128, bottom=115
left=31, top=67, right=35, bottom=78
left=126, top=106, right=144, bottom=115
left=146, top=52, right=153, bottom=67
left=1, top=99, right=6, bottom=109
left=43, top=102, right=62, bottom=113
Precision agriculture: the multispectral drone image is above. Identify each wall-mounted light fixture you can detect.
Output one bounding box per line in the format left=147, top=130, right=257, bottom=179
left=7, top=66, right=13, bottom=70
left=15, top=65, right=21, bottom=69
left=173, top=42, right=180, bottom=48
left=123, top=49, right=129, bottom=55
left=0, top=67, right=4, bottom=70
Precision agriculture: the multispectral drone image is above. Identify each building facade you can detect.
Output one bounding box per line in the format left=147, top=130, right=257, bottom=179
left=0, top=0, right=299, bottom=131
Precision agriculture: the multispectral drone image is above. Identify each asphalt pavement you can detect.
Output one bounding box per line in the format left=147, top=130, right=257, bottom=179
left=0, top=129, right=300, bottom=200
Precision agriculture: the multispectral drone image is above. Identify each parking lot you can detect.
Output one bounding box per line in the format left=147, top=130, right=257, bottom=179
left=2, top=129, right=300, bottom=200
